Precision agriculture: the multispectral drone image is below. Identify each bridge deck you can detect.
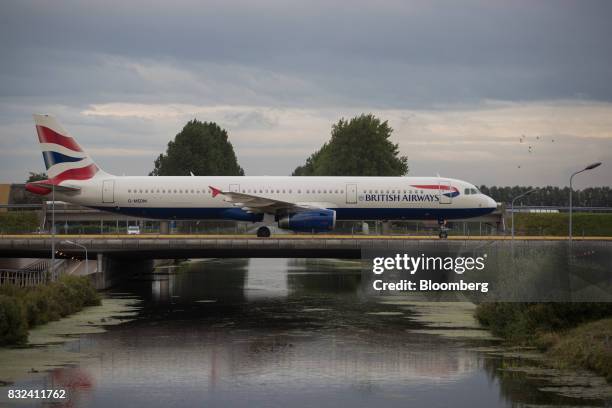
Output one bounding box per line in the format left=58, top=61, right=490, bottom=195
left=0, top=234, right=610, bottom=259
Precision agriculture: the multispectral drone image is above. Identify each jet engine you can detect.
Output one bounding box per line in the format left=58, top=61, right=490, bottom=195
left=278, top=209, right=336, bottom=232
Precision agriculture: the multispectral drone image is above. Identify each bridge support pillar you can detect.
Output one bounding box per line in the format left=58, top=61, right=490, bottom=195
left=160, top=221, right=169, bottom=235
left=89, top=253, right=109, bottom=290
left=381, top=221, right=391, bottom=235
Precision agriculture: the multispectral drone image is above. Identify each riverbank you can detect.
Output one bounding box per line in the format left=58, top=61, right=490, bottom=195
left=475, top=303, right=612, bottom=382
left=0, top=276, right=101, bottom=345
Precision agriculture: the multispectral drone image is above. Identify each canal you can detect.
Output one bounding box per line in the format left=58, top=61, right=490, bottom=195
left=1, top=258, right=610, bottom=407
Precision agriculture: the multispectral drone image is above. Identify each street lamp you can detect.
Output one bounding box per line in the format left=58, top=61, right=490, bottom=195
left=569, top=162, right=602, bottom=242
left=511, top=189, right=537, bottom=240
left=62, top=240, right=88, bottom=275
left=51, top=184, right=55, bottom=280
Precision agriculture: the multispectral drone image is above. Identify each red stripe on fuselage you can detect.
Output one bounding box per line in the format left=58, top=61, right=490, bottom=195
left=411, top=184, right=454, bottom=191
left=36, top=125, right=83, bottom=152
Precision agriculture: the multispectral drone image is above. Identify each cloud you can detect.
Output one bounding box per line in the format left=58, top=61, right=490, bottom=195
left=1, top=1, right=611, bottom=186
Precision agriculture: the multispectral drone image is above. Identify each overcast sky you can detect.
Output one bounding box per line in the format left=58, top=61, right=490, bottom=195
left=1, top=0, right=611, bottom=188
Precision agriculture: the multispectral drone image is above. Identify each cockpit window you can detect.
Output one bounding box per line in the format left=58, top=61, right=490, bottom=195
left=470, top=188, right=478, bottom=194
left=464, top=188, right=471, bottom=195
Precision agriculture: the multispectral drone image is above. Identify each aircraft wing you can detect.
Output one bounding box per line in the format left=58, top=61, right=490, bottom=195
left=209, top=186, right=326, bottom=214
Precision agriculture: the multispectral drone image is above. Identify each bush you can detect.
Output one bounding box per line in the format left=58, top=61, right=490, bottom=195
left=0, top=295, right=28, bottom=345
left=0, top=276, right=100, bottom=346
left=475, top=302, right=612, bottom=342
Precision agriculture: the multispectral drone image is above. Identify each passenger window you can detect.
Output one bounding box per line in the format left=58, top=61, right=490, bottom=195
left=128, top=189, right=131, bottom=193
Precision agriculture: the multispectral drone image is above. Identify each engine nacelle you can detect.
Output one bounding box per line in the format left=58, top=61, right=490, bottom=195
left=278, top=209, right=336, bottom=232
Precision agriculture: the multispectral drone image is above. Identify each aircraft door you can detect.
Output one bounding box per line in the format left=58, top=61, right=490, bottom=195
left=229, top=184, right=240, bottom=193
left=102, top=180, right=115, bottom=203
left=346, top=184, right=357, bottom=204
left=439, top=180, right=451, bottom=204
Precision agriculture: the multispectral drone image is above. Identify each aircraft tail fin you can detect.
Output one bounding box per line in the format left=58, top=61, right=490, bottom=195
left=27, top=115, right=110, bottom=195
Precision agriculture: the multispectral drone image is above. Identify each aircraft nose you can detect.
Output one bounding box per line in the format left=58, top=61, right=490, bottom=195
left=486, top=195, right=497, bottom=209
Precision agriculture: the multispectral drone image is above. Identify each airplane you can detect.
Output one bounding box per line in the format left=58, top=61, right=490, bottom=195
left=26, top=114, right=498, bottom=238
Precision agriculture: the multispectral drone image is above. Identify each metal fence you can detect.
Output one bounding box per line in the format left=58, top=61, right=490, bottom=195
left=0, top=259, right=68, bottom=287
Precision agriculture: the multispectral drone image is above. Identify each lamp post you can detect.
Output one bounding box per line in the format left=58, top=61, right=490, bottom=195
left=569, top=162, right=602, bottom=242
left=62, top=240, right=88, bottom=275
left=51, top=184, right=55, bottom=280
left=511, top=189, right=537, bottom=240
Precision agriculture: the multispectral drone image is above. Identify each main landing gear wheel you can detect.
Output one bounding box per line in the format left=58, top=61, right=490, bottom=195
left=256, top=226, right=271, bottom=238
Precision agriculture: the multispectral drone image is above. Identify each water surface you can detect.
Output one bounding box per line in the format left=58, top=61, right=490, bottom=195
left=1, top=258, right=610, bottom=407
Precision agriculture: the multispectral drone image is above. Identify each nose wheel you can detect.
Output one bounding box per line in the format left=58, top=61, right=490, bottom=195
left=256, top=226, right=271, bottom=238
left=438, top=220, right=449, bottom=239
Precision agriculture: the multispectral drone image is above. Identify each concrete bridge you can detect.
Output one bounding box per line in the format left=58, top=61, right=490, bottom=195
left=0, top=234, right=609, bottom=259
left=2, top=234, right=610, bottom=294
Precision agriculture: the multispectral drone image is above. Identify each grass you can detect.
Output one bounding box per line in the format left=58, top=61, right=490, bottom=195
left=0, top=211, right=39, bottom=234
left=538, top=318, right=612, bottom=382
left=511, top=213, right=612, bottom=236
left=0, top=276, right=101, bottom=346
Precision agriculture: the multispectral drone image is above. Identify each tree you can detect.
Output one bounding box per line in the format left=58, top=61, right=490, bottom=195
left=150, top=119, right=244, bottom=176
left=27, top=172, right=47, bottom=182
left=292, top=114, right=408, bottom=176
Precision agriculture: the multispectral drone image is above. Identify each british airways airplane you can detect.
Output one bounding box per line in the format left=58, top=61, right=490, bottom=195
left=26, top=114, right=497, bottom=238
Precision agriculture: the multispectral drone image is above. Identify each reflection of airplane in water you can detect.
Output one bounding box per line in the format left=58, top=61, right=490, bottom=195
left=26, top=115, right=497, bottom=238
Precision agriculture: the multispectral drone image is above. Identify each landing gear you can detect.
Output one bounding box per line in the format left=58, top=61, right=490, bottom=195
left=438, top=220, right=449, bottom=239
left=256, top=226, right=271, bottom=238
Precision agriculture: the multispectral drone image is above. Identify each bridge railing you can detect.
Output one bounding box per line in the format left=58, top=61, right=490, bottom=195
left=0, top=259, right=70, bottom=287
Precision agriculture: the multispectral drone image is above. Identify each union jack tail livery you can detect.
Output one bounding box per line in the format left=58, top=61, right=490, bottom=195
left=26, top=115, right=109, bottom=195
